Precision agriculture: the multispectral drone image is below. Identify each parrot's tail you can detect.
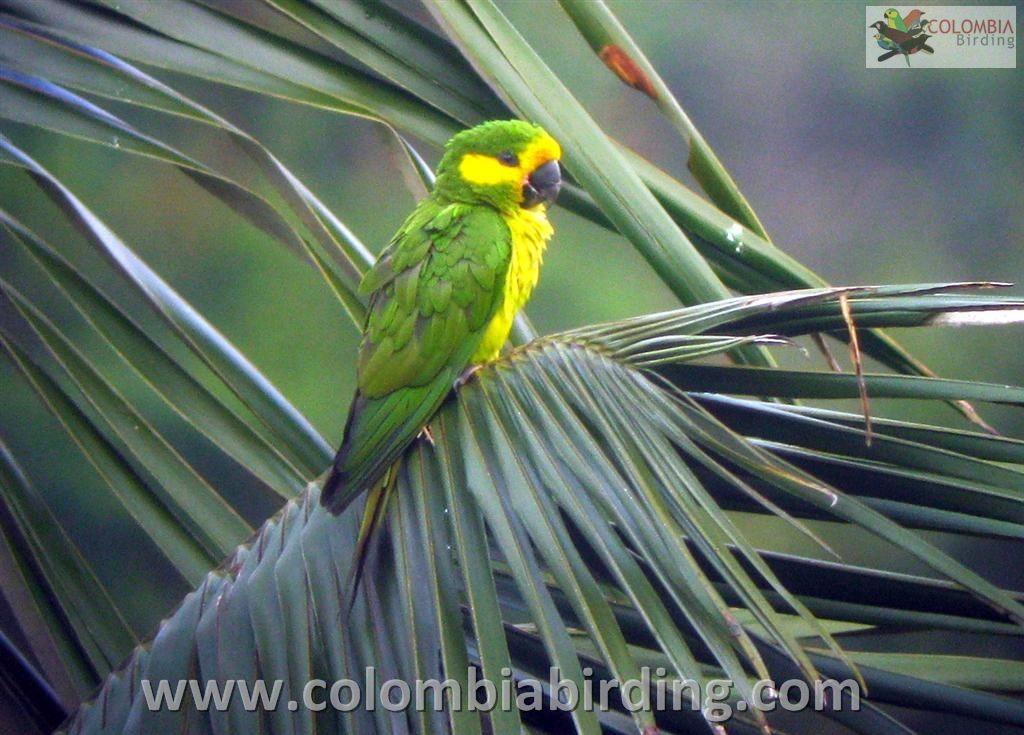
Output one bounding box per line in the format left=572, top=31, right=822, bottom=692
left=320, top=391, right=367, bottom=515
left=319, top=463, right=349, bottom=514
left=341, top=462, right=400, bottom=616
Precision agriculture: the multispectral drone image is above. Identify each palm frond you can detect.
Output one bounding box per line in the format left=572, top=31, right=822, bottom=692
left=43, top=287, right=1024, bottom=734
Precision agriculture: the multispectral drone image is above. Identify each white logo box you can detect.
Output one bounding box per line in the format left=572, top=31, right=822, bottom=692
left=866, top=6, right=1016, bottom=68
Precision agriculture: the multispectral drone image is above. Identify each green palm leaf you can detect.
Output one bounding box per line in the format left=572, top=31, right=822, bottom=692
left=48, top=303, right=1024, bottom=732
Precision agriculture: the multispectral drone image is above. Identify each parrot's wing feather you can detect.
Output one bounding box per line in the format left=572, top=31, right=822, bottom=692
left=321, top=203, right=510, bottom=513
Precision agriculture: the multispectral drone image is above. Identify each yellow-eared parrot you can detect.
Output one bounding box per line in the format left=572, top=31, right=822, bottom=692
left=321, top=120, right=562, bottom=515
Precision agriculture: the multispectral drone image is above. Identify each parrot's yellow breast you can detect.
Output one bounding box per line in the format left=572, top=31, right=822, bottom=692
left=470, top=205, right=553, bottom=362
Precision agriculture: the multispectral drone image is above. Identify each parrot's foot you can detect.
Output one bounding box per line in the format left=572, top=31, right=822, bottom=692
left=417, top=425, right=435, bottom=446
left=454, top=363, right=484, bottom=389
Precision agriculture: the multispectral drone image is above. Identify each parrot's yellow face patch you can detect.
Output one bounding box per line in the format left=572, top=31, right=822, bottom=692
left=457, top=133, right=562, bottom=194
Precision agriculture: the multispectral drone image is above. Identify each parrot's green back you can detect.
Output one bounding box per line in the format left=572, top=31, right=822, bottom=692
left=329, top=203, right=510, bottom=504
left=321, top=120, right=562, bottom=515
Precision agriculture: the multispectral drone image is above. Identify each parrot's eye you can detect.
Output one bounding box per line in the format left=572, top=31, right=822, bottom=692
left=497, top=150, right=518, bottom=167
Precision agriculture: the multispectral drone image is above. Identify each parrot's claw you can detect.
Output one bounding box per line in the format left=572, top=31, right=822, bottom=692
left=417, top=425, right=435, bottom=446
left=454, top=363, right=484, bottom=389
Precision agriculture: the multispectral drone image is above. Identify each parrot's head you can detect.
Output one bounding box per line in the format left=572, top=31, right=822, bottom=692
left=434, top=120, right=562, bottom=213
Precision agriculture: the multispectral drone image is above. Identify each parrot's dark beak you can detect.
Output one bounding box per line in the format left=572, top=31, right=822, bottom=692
left=522, top=159, right=562, bottom=209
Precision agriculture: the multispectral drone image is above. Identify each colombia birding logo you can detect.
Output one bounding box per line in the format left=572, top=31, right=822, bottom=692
left=869, top=8, right=934, bottom=65
left=866, top=6, right=1016, bottom=68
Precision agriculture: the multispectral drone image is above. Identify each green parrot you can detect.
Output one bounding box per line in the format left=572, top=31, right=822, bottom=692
left=884, top=8, right=907, bottom=32
left=321, top=120, right=562, bottom=516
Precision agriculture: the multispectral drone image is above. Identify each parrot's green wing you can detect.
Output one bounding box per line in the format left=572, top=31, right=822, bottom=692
left=321, top=202, right=511, bottom=514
